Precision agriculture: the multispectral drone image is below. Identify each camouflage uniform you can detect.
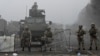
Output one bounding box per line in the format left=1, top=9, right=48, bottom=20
left=21, top=27, right=31, bottom=51
left=77, top=25, right=86, bottom=50
left=89, top=24, right=98, bottom=50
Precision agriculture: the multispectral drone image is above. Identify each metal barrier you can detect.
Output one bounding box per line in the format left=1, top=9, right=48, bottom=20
left=0, top=35, right=14, bottom=52
left=49, top=29, right=72, bottom=51
left=0, top=29, right=99, bottom=53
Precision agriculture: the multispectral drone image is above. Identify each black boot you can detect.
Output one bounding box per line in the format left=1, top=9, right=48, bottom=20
left=50, top=48, right=52, bottom=51
left=22, top=47, right=24, bottom=51
left=96, top=47, right=98, bottom=50
left=89, top=47, right=92, bottom=50
left=28, top=47, right=31, bottom=52
left=83, top=48, right=85, bottom=50
left=78, top=48, right=80, bottom=50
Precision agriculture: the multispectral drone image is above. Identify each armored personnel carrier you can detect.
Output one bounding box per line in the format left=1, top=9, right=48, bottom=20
left=20, top=2, right=47, bottom=47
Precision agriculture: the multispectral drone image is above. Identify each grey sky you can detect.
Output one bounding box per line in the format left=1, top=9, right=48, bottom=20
left=0, top=0, right=89, bottom=24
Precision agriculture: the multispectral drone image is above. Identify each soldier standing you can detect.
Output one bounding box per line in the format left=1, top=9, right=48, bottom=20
left=77, top=25, right=86, bottom=50
left=21, top=26, right=32, bottom=51
left=89, top=23, right=98, bottom=50
left=44, top=28, right=53, bottom=51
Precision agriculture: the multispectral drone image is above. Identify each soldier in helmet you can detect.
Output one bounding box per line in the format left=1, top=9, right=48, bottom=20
left=44, top=28, right=53, bottom=51
left=21, top=26, right=32, bottom=51
left=77, top=25, right=86, bottom=50
left=89, top=23, right=98, bottom=50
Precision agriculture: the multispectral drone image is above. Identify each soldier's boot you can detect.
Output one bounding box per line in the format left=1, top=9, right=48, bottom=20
left=89, top=47, right=92, bottom=50
left=89, top=39, right=94, bottom=50
left=96, top=47, right=98, bottom=50
left=78, top=42, right=81, bottom=50
left=22, top=47, right=24, bottom=51
left=28, top=47, right=31, bottom=52
left=95, top=41, right=98, bottom=50
left=28, top=48, right=31, bottom=52
left=82, top=45, right=85, bottom=50
left=83, top=48, right=85, bottom=50
left=78, top=48, right=80, bottom=50
left=50, top=48, right=52, bottom=51
left=78, top=45, right=81, bottom=50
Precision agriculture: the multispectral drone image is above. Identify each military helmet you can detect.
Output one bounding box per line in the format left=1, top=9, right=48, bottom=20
left=79, top=25, right=83, bottom=28
left=91, top=23, right=95, bottom=27
left=91, top=23, right=95, bottom=26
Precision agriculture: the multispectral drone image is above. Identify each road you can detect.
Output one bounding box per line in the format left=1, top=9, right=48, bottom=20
left=0, top=50, right=98, bottom=56
left=12, top=30, right=100, bottom=56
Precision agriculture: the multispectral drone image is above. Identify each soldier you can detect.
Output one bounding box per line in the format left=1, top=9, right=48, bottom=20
left=77, top=25, right=86, bottom=50
left=89, top=23, right=98, bottom=50
left=21, top=26, right=32, bottom=51
left=44, top=28, right=53, bottom=51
